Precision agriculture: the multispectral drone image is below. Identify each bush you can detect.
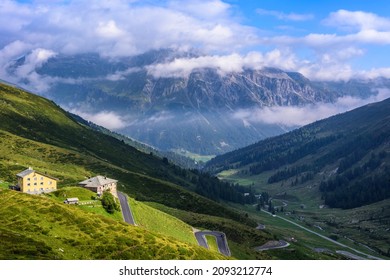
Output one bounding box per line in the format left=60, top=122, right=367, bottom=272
left=101, top=191, right=120, bottom=214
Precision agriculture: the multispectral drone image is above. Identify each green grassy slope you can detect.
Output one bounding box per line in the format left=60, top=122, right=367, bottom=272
left=128, top=196, right=197, bottom=245
left=47, top=187, right=124, bottom=221
left=0, top=189, right=225, bottom=260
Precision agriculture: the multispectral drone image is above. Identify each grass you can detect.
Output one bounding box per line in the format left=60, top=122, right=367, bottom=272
left=0, top=181, right=9, bottom=190
left=205, top=235, right=219, bottom=253
left=48, top=187, right=98, bottom=201
left=0, top=189, right=227, bottom=260
left=128, top=196, right=198, bottom=245
left=47, top=187, right=124, bottom=221
left=78, top=204, right=123, bottom=221
left=172, top=149, right=215, bottom=163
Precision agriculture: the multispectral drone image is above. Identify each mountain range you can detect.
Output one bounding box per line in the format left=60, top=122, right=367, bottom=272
left=7, top=50, right=389, bottom=156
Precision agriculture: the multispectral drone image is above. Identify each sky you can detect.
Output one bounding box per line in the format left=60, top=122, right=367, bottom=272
left=1, top=0, right=390, bottom=129
left=1, top=0, right=390, bottom=82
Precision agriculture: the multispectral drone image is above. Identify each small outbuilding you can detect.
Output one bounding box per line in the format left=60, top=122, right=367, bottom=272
left=64, top=197, right=79, bottom=205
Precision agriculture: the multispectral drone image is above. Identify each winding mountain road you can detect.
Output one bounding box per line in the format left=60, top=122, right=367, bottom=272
left=194, top=231, right=231, bottom=257
left=117, top=191, right=136, bottom=225
left=254, top=240, right=290, bottom=251
left=261, top=209, right=384, bottom=260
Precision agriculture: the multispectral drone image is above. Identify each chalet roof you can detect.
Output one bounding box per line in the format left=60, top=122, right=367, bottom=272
left=79, top=176, right=117, bottom=188
left=16, top=168, right=58, bottom=181
left=16, top=169, right=34, bottom=178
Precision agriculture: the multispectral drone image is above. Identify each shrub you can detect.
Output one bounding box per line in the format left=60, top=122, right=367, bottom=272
left=101, top=191, right=120, bottom=214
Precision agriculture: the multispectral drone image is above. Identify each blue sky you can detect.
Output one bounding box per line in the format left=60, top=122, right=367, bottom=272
left=232, top=0, right=390, bottom=69
left=1, top=0, right=390, bottom=84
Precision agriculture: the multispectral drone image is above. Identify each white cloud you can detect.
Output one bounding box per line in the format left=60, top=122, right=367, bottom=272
left=2, top=48, right=57, bottom=92
left=0, top=0, right=257, bottom=59
left=256, top=9, right=314, bottom=21
left=233, top=89, right=390, bottom=127
left=169, top=0, right=231, bottom=19
left=105, top=67, right=141, bottom=81
left=323, top=9, right=390, bottom=31
left=95, top=20, right=125, bottom=39
left=146, top=49, right=299, bottom=78
left=1, top=3, right=390, bottom=85
left=143, top=112, right=174, bottom=124
left=70, top=109, right=128, bottom=130
left=358, top=68, right=390, bottom=79
left=15, top=48, right=56, bottom=77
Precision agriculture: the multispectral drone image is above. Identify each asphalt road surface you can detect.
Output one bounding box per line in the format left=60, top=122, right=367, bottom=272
left=254, top=240, right=290, bottom=251
left=117, top=191, right=136, bottom=225
left=194, top=231, right=231, bottom=257
left=336, top=250, right=367, bottom=260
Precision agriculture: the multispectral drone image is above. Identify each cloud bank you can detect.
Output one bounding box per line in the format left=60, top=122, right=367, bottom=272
left=1, top=1, right=390, bottom=87
left=70, top=109, right=128, bottom=130
left=233, top=89, right=390, bottom=127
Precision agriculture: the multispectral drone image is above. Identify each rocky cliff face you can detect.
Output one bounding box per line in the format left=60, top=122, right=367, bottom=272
left=114, top=67, right=338, bottom=114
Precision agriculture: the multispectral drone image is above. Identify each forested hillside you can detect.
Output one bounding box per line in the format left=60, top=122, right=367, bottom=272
left=206, top=98, right=390, bottom=209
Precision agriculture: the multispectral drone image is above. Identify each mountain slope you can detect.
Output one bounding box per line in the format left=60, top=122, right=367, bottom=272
left=0, top=189, right=225, bottom=260
left=205, top=98, right=390, bottom=257
left=206, top=98, right=390, bottom=209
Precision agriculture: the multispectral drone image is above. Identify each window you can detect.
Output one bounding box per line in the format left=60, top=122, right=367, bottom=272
left=27, top=178, right=30, bottom=181
left=34, top=177, right=37, bottom=181
left=48, top=181, right=52, bottom=185
left=34, top=183, right=37, bottom=186
left=27, top=183, right=31, bottom=186
left=40, top=182, right=43, bottom=185
left=40, top=177, right=43, bottom=180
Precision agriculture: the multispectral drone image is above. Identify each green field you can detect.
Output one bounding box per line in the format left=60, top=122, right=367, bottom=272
left=128, top=197, right=198, bottom=245
left=172, top=149, right=215, bottom=163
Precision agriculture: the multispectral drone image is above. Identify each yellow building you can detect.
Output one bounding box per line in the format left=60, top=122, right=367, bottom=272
left=16, top=167, right=58, bottom=194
